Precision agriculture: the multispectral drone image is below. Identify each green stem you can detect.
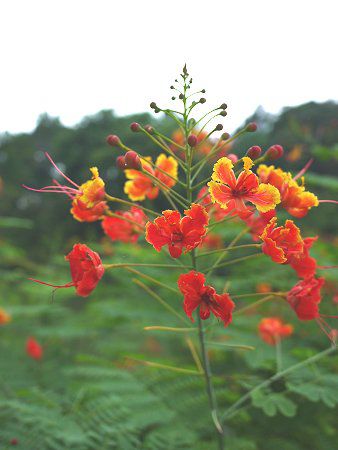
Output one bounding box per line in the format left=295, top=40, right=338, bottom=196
left=197, top=244, right=261, bottom=258
left=106, top=210, right=143, bottom=228
left=123, top=267, right=179, bottom=294
left=232, top=292, right=286, bottom=299
left=104, top=263, right=192, bottom=269
left=206, top=253, right=264, bottom=273
left=276, top=338, right=282, bottom=372
left=133, top=278, right=190, bottom=325
left=140, top=169, right=189, bottom=208
left=197, top=313, right=225, bottom=446
left=140, top=127, right=186, bottom=170
left=208, top=215, right=237, bottom=231
left=222, top=346, right=337, bottom=421
left=138, top=154, right=186, bottom=187
left=234, top=295, right=276, bottom=316
left=105, top=194, right=159, bottom=216
left=154, top=130, right=186, bottom=152
left=181, top=73, right=224, bottom=448
left=206, top=227, right=250, bottom=276
left=191, top=128, right=246, bottom=173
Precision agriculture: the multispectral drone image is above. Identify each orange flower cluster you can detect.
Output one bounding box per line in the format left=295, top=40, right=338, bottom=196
left=124, top=154, right=177, bottom=201
left=260, top=217, right=317, bottom=279
left=257, top=164, right=318, bottom=218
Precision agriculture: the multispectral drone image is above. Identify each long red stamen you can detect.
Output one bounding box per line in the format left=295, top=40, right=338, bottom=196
left=320, top=314, right=338, bottom=319
left=52, top=179, right=78, bottom=199
left=317, top=265, right=338, bottom=269
left=44, top=152, right=80, bottom=188
left=316, top=317, right=333, bottom=341
left=23, top=185, right=77, bottom=196
left=319, top=200, right=338, bottom=204
left=29, top=278, right=74, bottom=289
left=293, top=159, right=313, bottom=180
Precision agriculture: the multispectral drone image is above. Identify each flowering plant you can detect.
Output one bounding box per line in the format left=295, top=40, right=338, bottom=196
left=25, top=65, right=337, bottom=448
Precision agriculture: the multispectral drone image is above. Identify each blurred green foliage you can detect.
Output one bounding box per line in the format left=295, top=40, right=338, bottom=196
left=0, top=102, right=338, bottom=449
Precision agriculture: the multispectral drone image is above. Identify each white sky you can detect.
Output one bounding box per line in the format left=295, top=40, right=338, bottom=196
left=1, top=0, right=338, bottom=134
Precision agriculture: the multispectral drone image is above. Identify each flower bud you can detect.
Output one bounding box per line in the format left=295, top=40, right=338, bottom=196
left=215, top=124, right=223, bottom=131
left=106, top=135, right=121, bottom=147
left=144, top=124, right=154, bottom=134
left=179, top=93, right=184, bottom=100
left=125, top=151, right=142, bottom=170
left=130, top=122, right=141, bottom=132
left=220, top=111, right=227, bottom=117
left=187, top=134, right=198, bottom=147
left=10, top=439, right=18, bottom=446
left=221, top=132, right=230, bottom=140
left=227, top=153, right=238, bottom=163
left=199, top=98, right=206, bottom=104
left=171, top=96, right=176, bottom=100
left=245, top=122, right=257, bottom=132
left=220, top=103, right=227, bottom=110
left=265, top=145, right=284, bottom=161
left=150, top=102, right=157, bottom=109
left=116, top=156, right=126, bottom=170
left=246, top=145, right=262, bottom=160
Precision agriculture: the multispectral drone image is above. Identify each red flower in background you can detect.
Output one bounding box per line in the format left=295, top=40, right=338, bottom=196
left=242, top=209, right=276, bottom=241
left=287, top=276, right=325, bottom=321
left=178, top=271, right=235, bottom=326
left=288, top=236, right=317, bottom=279
left=258, top=317, right=293, bottom=345
left=30, top=244, right=104, bottom=297
left=0, top=308, right=11, bottom=325
left=146, top=204, right=208, bottom=258
left=102, top=207, right=147, bottom=243
left=26, top=337, right=43, bottom=360
left=124, top=154, right=178, bottom=201
left=200, top=233, right=223, bottom=249
left=260, top=218, right=317, bottom=278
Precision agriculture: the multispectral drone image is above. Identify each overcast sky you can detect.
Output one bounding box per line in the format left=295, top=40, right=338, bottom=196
left=1, top=0, right=337, bottom=134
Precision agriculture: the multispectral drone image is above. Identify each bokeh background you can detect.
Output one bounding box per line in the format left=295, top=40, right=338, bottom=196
left=1, top=1, right=338, bottom=449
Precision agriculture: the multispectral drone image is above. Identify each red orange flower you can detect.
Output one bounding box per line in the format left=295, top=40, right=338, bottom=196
left=124, top=154, right=178, bottom=201
left=260, top=218, right=317, bottom=278
left=257, top=164, right=318, bottom=218
left=208, top=157, right=280, bottom=216
left=70, top=167, right=108, bottom=222
left=145, top=204, right=208, bottom=258
left=178, top=271, right=235, bottom=326
left=197, top=186, right=228, bottom=221
left=0, top=308, right=11, bottom=325
left=102, top=207, right=147, bottom=243
left=287, top=276, right=325, bottom=321
left=30, top=244, right=104, bottom=297
left=24, top=153, right=108, bottom=222
left=26, top=337, right=43, bottom=360
left=242, top=209, right=276, bottom=241
left=258, top=317, right=293, bottom=345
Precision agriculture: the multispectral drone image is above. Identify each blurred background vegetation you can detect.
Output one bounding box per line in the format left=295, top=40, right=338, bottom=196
left=0, top=102, right=338, bottom=449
